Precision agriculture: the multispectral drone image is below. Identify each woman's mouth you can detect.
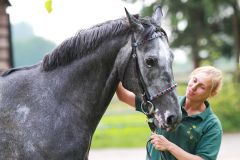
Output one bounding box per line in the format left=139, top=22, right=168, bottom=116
left=187, top=89, right=195, bottom=97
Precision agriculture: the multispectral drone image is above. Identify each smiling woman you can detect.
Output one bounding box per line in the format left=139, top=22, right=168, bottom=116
left=116, top=66, right=223, bottom=160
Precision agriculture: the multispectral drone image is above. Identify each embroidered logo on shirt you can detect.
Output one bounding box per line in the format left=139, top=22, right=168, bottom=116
left=187, top=125, right=197, bottom=140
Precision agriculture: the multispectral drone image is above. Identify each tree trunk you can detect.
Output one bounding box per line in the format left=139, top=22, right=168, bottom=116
left=192, top=45, right=201, bottom=69
left=192, top=55, right=200, bottom=69
left=232, top=1, right=240, bottom=82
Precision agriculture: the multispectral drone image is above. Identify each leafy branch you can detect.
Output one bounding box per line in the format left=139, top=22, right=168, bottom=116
left=45, top=0, right=52, bottom=13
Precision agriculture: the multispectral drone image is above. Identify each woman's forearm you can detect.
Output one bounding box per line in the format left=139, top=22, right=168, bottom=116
left=167, top=142, right=203, bottom=160
left=116, top=83, right=136, bottom=107
left=151, top=134, right=203, bottom=160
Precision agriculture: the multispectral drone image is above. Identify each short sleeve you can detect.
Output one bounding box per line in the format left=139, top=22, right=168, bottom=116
left=135, top=95, right=143, bottom=112
left=195, top=120, right=222, bottom=160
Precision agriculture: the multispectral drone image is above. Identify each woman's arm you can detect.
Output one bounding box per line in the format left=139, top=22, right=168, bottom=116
left=151, top=133, right=204, bottom=160
left=116, top=83, right=136, bottom=108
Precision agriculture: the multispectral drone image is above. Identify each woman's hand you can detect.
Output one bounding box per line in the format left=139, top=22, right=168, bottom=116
left=150, top=133, right=173, bottom=151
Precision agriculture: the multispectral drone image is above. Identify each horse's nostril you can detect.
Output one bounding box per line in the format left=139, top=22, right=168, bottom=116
left=166, top=115, right=177, bottom=125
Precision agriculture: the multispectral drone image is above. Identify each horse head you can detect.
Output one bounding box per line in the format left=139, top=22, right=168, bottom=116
left=118, top=6, right=182, bottom=131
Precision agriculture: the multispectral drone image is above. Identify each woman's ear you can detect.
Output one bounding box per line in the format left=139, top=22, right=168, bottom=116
left=210, top=91, right=217, bottom=97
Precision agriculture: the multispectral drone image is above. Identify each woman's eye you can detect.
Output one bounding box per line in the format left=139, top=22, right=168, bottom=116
left=193, top=77, right=197, bottom=83
left=145, top=58, right=157, bottom=68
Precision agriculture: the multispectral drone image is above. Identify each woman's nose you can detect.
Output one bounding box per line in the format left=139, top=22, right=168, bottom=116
left=191, top=84, right=197, bottom=91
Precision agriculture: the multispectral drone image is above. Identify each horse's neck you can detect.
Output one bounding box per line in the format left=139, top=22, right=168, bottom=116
left=53, top=34, right=130, bottom=129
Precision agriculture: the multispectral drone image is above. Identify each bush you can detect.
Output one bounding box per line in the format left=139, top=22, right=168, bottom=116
left=209, top=83, right=240, bottom=132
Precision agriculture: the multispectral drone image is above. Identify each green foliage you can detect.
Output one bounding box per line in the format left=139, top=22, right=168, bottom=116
left=45, top=0, right=52, bottom=13
left=176, top=83, right=187, bottom=95
left=124, top=0, right=239, bottom=69
left=209, top=82, right=240, bottom=132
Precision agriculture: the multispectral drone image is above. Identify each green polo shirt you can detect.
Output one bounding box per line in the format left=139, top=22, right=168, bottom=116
left=136, top=96, right=222, bottom=160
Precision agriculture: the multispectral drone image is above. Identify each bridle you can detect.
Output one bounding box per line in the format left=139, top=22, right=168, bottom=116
left=127, top=29, right=178, bottom=160
left=130, top=30, right=177, bottom=119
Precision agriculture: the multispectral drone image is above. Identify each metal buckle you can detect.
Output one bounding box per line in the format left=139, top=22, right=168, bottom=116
left=141, top=101, right=154, bottom=115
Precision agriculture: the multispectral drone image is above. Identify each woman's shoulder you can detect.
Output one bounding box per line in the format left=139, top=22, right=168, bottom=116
left=203, top=113, right=222, bottom=133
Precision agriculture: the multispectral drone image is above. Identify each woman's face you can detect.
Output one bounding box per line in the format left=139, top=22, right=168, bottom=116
left=186, top=72, right=213, bottom=102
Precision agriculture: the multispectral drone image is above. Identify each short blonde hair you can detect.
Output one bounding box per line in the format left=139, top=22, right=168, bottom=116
left=190, top=66, right=223, bottom=96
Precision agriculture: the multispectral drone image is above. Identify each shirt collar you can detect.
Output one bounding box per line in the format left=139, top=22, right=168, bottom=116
left=179, top=96, right=212, bottom=120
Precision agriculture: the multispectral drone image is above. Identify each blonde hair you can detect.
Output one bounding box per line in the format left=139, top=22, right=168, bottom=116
left=190, top=66, right=223, bottom=97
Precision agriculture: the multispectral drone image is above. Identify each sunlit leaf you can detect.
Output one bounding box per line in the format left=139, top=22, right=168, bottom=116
left=45, top=0, right=52, bottom=13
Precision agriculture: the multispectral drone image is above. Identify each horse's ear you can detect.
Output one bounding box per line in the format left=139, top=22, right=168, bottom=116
left=124, top=8, right=144, bottom=32
left=152, top=5, right=163, bottom=26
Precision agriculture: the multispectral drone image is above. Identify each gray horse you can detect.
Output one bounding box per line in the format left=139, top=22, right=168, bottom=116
left=0, top=7, right=181, bottom=160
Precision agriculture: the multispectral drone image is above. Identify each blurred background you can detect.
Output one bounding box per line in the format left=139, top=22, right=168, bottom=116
left=0, top=0, right=239, bottom=152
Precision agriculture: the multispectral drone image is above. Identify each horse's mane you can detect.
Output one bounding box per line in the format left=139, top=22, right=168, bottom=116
left=1, top=15, right=161, bottom=76
left=41, top=17, right=132, bottom=71
left=1, top=63, right=40, bottom=77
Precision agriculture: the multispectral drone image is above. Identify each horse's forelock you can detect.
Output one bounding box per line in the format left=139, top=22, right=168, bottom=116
left=141, top=16, right=169, bottom=42
left=138, top=17, right=158, bottom=39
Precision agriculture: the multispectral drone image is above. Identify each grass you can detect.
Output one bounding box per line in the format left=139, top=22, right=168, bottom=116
left=91, top=101, right=151, bottom=148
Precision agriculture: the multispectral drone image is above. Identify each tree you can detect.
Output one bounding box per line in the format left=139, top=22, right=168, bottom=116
left=124, top=0, right=240, bottom=81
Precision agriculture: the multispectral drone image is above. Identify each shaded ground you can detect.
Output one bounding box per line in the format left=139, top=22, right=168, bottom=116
left=89, top=133, right=240, bottom=160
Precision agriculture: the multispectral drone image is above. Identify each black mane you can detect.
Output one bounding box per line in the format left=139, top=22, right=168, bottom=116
left=1, top=64, right=40, bottom=77
left=41, top=17, right=130, bottom=71
left=1, top=15, right=161, bottom=75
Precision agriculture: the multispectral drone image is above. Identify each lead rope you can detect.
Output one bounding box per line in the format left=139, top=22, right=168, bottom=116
left=142, top=104, right=167, bottom=160
left=146, top=128, right=168, bottom=160
left=146, top=140, right=168, bottom=160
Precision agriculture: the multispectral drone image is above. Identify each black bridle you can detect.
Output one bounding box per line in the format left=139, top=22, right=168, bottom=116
left=130, top=31, right=177, bottom=160
left=130, top=31, right=177, bottom=116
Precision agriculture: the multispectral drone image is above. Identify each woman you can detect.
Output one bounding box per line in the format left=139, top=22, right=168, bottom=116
left=116, top=66, right=223, bottom=160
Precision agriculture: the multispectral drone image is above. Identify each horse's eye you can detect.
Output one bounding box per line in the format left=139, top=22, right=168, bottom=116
left=145, top=57, right=157, bottom=68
